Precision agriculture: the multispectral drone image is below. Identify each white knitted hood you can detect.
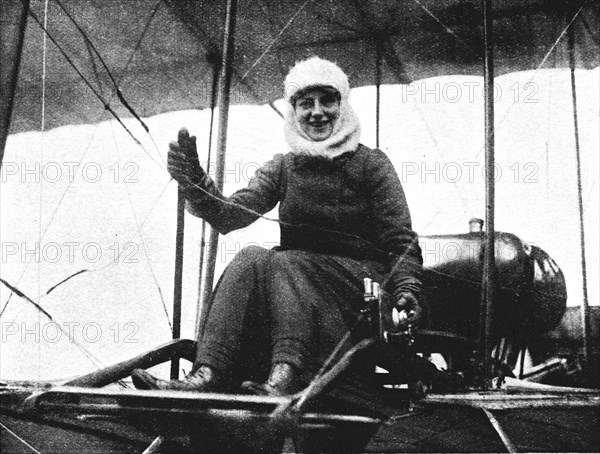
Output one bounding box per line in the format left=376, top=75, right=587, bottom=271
left=283, top=57, right=361, bottom=158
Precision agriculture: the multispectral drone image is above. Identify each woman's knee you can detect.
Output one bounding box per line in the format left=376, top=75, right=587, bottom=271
left=268, top=249, right=310, bottom=270
left=228, top=245, right=272, bottom=271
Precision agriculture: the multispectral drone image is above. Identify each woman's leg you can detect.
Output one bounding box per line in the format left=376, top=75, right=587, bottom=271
left=195, top=245, right=272, bottom=382
left=132, top=246, right=273, bottom=391
left=265, top=250, right=396, bottom=415
left=266, top=250, right=384, bottom=377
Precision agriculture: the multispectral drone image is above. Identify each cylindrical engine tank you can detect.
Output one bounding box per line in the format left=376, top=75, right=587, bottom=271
left=420, top=223, right=567, bottom=347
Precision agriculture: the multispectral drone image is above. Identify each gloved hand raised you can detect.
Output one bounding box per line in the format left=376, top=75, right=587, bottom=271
left=393, top=291, right=421, bottom=330
left=167, top=127, right=205, bottom=189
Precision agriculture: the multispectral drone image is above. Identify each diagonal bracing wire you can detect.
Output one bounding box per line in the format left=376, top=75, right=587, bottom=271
left=108, top=120, right=173, bottom=334
left=2, top=0, right=167, bottom=315
left=233, top=0, right=312, bottom=89
left=4, top=1, right=573, bottom=320
left=174, top=174, right=566, bottom=302
left=0, top=422, right=42, bottom=454
left=52, top=0, right=150, bottom=133
left=472, top=0, right=592, bottom=162
left=20, top=1, right=142, bottom=148
left=2, top=0, right=581, bottom=380
left=52, top=0, right=170, bottom=169
left=411, top=0, right=481, bottom=59
left=0, top=277, right=106, bottom=369
left=19, top=0, right=170, bottom=172
left=0, top=177, right=174, bottom=323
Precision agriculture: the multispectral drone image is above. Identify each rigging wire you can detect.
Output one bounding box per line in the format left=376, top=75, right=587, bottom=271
left=52, top=0, right=151, bottom=134
left=0, top=177, right=173, bottom=322
left=232, top=0, right=312, bottom=90
left=482, top=409, right=518, bottom=453
left=473, top=0, right=592, bottom=162
left=176, top=175, right=559, bottom=300
left=15, top=0, right=587, bottom=289
left=3, top=11, right=572, bottom=326
left=0, top=278, right=106, bottom=369
left=1, top=278, right=53, bottom=321
left=402, top=2, right=597, bottom=339
left=401, top=0, right=596, bottom=315
left=4, top=155, right=526, bottom=387
left=116, top=0, right=162, bottom=86
left=0, top=123, right=119, bottom=316
left=181, top=176, right=416, bottom=265
left=535, top=1, right=592, bottom=74
left=84, top=179, right=174, bottom=271
left=53, top=0, right=171, bottom=170
left=84, top=37, right=105, bottom=99
left=19, top=0, right=163, bottom=165
left=544, top=51, right=557, bottom=201
left=108, top=120, right=173, bottom=335
left=314, top=3, right=361, bottom=34
left=294, top=313, right=366, bottom=409
left=0, top=125, right=113, bottom=316
left=1, top=0, right=201, bottom=380
left=405, top=0, right=594, bottom=168
left=410, top=0, right=481, bottom=59
left=262, top=0, right=294, bottom=82
left=406, top=90, right=473, bottom=214
left=0, top=296, right=13, bottom=318
left=580, top=14, right=600, bottom=46
left=44, top=269, right=88, bottom=296
left=112, top=0, right=167, bottom=165
left=0, top=87, right=533, bottom=318
left=36, top=0, right=51, bottom=381
left=55, top=0, right=166, bottom=165
left=1, top=0, right=167, bottom=315
left=0, top=422, right=41, bottom=454
left=3, top=0, right=587, bottom=384
left=196, top=60, right=220, bottom=313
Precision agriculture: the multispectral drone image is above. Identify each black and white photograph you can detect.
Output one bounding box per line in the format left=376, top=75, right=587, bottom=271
left=1, top=1, right=598, bottom=452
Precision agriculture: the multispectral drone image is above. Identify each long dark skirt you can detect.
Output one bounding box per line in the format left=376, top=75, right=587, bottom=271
left=195, top=245, right=394, bottom=416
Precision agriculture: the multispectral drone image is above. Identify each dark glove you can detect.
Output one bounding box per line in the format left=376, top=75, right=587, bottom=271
left=394, top=291, right=421, bottom=329
left=167, top=127, right=205, bottom=189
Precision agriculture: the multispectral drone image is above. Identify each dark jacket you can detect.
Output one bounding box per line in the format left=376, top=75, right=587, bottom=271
left=185, top=144, right=423, bottom=299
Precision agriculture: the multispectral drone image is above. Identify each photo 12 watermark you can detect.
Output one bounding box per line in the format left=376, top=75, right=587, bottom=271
left=419, top=239, right=538, bottom=264
left=1, top=321, right=140, bottom=344
left=400, top=161, right=540, bottom=184
left=1, top=241, right=140, bottom=264
left=399, top=80, right=540, bottom=104
left=201, top=160, right=264, bottom=185
left=215, top=241, right=280, bottom=263
left=1, top=161, right=140, bottom=184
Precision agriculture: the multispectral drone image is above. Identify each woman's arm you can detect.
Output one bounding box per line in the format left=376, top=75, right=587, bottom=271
left=366, top=149, right=423, bottom=299
left=184, top=154, right=284, bottom=234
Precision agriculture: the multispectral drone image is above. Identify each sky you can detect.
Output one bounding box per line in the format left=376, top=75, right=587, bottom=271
left=0, top=67, right=598, bottom=381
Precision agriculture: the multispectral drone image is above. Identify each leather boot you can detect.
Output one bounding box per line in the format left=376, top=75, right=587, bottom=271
left=131, top=365, right=222, bottom=392
left=241, top=362, right=302, bottom=397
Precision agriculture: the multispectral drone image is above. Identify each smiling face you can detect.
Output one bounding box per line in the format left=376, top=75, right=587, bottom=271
left=293, top=86, right=341, bottom=141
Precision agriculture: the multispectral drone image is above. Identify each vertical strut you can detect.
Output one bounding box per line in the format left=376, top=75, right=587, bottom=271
left=375, top=39, right=382, bottom=149
left=170, top=189, right=185, bottom=379
left=478, top=0, right=495, bottom=389
left=198, top=0, right=238, bottom=337
left=195, top=56, right=221, bottom=338
left=568, top=22, right=591, bottom=377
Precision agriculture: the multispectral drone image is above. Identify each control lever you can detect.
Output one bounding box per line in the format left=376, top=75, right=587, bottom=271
left=363, top=278, right=415, bottom=346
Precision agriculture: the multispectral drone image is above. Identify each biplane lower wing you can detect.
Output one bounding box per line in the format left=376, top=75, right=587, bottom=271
left=2, top=384, right=382, bottom=453
left=3, top=381, right=599, bottom=453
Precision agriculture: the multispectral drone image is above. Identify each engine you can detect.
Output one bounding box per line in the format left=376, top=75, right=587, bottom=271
left=419, top=219, right=567, bottom=358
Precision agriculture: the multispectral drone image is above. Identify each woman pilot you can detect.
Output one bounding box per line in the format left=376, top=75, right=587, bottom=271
left=132, top=57, right=423, bottom=399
